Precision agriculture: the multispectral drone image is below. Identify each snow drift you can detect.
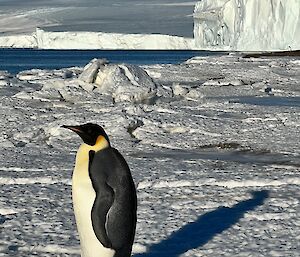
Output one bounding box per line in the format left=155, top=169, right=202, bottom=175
left=194, top=0, right=300, bottom=51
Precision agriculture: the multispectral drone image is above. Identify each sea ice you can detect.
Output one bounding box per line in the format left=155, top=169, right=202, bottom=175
left=0, top=54, right=299, bottom=257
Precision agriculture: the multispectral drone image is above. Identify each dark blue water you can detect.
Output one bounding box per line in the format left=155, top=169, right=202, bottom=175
left=0, top=49, right=223, bottom=74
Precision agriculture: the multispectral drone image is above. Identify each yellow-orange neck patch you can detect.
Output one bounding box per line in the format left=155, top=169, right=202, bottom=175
left=75, top=135, right=110, bottom=166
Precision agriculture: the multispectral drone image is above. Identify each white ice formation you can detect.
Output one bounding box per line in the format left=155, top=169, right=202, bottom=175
left=0, top=34, right=37, bottom=48
left=194, top=0, right=300, bottom=51
left=13, top=59, right=157, bottom=104
left=35, top=29, right=195, bottom=50
left=79, top=59, right=157, bottom=103
left=0, top=29, right=195, bottom=50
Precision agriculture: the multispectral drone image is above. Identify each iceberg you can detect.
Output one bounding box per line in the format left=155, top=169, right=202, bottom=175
left=194, top=0, right=300, bottom=51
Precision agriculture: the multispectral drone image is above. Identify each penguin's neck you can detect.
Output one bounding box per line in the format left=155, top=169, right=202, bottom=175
left=75, top=135, right=110, bottom=166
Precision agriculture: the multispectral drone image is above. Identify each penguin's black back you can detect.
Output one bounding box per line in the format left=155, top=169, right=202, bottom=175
left=89, top=147, right=137, bottom=256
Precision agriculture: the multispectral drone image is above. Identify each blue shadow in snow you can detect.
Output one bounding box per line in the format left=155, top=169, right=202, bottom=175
left=134, top=190, right=269, bottom=257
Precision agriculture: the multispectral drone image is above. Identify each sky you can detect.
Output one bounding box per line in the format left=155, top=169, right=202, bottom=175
left=0, top=0, right=197, bottom=37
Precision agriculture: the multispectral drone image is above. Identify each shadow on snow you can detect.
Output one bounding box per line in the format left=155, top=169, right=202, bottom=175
left=134, top=190, right=269, bottom=257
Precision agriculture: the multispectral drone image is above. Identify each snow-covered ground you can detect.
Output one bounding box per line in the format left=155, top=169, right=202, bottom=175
left=194, top=0, right=300, bottom=51
left=0, top=54, right=299, bottom=256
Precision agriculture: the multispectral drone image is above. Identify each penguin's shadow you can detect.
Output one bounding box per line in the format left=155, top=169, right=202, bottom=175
left=134, top=190, right=269, bottom=257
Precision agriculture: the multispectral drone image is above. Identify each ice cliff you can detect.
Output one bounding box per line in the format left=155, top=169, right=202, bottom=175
left=0, top=34, right=37, bottom=48
left=0, top=29, right=195, bottom=50
left=35, top=29, right=195, bottom=50
left=194, top=0, right=300, bottom=51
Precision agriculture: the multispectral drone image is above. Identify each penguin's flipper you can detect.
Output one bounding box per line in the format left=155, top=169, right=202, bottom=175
left=104, top=149, right=137, bottom=250
left=91, top=182, right=114, bottom=248
left=89, top=150, right=114, bottom=248
left=89, top=147, right=137, bottom=253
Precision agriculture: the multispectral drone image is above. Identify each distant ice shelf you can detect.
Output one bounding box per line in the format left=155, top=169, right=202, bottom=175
left=193, top=0, right=300, bottom=51
left=0, top=28, right=196, bottom=50
left=0, top=34, right=37, bottom=49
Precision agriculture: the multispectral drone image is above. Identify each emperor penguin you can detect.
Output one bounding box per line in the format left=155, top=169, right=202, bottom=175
left=62, top=123, right=137, bottom=257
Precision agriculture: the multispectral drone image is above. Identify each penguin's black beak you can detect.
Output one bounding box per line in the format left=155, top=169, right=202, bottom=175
left=62, top=125, right=84, bottom=135
left=62, top=125, right=94, bottom=145
left=62, top=123, right=106, bottom=146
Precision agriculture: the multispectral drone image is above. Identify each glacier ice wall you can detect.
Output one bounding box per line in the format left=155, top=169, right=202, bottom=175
left=0, top=34, right=37, bottom=48
left=0, top=29, right=195, bottom=50
left=35, top=29, right=195, bottom=50
left=194, top=0, right=300, bottom=51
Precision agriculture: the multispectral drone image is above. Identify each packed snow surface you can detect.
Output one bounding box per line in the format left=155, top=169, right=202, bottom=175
left=194, top=0, right=300, bottom=51
left=0, top=54, right=300, bottom=256
left=0, top=29, right=195, bottom=50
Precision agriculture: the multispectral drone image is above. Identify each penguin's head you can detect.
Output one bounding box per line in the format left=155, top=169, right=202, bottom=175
left=62, top=123, right=110, bottom=146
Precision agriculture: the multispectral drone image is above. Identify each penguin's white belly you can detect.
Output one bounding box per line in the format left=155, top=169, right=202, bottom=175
left=72, top=162, right=115, bottom=257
